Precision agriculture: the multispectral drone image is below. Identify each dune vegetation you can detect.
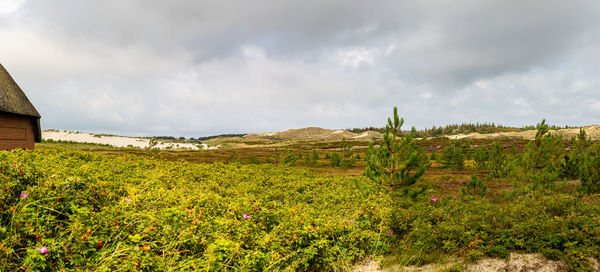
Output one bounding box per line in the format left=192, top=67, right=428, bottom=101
left=1, top=148, right=393, bottom=271
left=2, top=108, right=600, bottom=271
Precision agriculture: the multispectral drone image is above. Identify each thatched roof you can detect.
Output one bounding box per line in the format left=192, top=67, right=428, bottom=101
left=0, top=62, right=41, bottom=141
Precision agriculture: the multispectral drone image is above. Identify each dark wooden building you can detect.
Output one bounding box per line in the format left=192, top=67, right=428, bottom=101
left=0, top=63, right=41, bottom=150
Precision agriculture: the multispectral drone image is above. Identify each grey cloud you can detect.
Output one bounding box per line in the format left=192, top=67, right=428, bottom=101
left=384, top=1, right=600, bottom=87
left=1, top=0, right=600, bottom=137
left=20, top=1, right=600, bottom=84
left=20, top=1, right=420, bottom=59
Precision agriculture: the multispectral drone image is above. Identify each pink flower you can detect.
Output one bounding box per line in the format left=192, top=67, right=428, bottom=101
left=36, top=246, right=49, bottom=254
left=242, top=214, right=250, bottom=219
left=388, top=230, right=393, bottom=234
left=518, top=196, right=521, bottom=199
left=431, top=196, right=437, bottom=202
left=50, top=174, right=56, bottom=178
left=126, top=198, right=132, bottom=202
left=20, top=192, right=29, bottom=198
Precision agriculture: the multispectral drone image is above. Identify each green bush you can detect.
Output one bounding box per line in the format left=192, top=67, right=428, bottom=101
left=388, top=192, right=600, bottom=269
left=326, top=140, right=358, bottom=168
left=462, top=175, right=487, bottom=196
left=225, top=152, right=241, bottom=163
left=579, top=143, right=600, bottom=194
left=340, top=140, right=358, bottom=168
left=473, top=145, right=490, bottom=171
left=304, top=150, right=319, bottom=166
left=283, top=149, right=297, bottom=165
left=559, top=154, right=580, bottom=180
left=488, top=143, right=515, bottom=178
left=560, top=129, right=592, bottom=181
left=328, top=152, right=341, bottom=167
left=247, top=155, right=262, bottom=164
left=523, top=120, right=564, bottom=175
left=441, top=142, right=465, bottom=171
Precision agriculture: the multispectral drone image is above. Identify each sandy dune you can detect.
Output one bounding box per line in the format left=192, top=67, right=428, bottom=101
left=241, top=125, right=600, bottom=142
left=42, top=130, right=217, bottom=150
left=447, top=125, right=600, bottom=140
left=243, top=127, right=382, bottom=141
left=42, top=124, right=600, bottom=150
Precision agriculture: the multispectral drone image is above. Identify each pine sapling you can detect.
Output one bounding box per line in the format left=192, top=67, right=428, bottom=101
left=579, top=143, right=600, bottom=194
left=473, top=145, right=491, bottom=171
left=462, top=175, right=487, bottom=196
left=365, top=107, right=429, bottom=188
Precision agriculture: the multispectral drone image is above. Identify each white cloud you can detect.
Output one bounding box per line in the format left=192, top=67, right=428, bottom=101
left=0, top=0, right=24, bottom=15
left=241, top=46, right=267, bottom=60
left=338, top=48, right=378, bottom=68
left=420, top=92, right=433, bottom=99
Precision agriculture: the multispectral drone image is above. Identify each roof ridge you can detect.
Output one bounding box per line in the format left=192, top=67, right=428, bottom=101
left=0, top=62, right=41, bottom=117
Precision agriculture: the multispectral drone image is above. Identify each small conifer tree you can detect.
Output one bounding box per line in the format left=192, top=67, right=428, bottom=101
left=365, top=107, right=429, bottom=188
left=329, top=153, right=341, bottom=167
left=441, top=141, right=465, bottom=170
left=523, top=119, right=563, bottom=171
left=488, top=143, right=514, bottom=178
left=559, top=154, right=580, bottom=180
left=340, top=139, right=358, bottom=168
left=304, top=150, right=319, bottom=166
left=561, top=128, right=592, bottom=180
left=575, top=128, right=592, bottom=152
left=473, top=145, right=491, bottom=171
left=579, top=143, right=600, bottom=194
left=145, top=137, right=161, bottom=157
left=523, top=119, right=564, bottom=188
left=462, top=175, right=487, bottom=196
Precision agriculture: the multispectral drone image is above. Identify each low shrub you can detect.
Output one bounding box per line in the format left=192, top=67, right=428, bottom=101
left=387, top=192, right=600, bottom=269
left=0, top=149, right=392, bottom=271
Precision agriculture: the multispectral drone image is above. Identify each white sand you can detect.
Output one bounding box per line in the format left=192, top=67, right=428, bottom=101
left=42, top=130, right=218, bottom=150
left=444, top=125, right=600, bottom=141
left=357, top=253, right=590, bottom=271
left=353, top=132, right=371, bottom=139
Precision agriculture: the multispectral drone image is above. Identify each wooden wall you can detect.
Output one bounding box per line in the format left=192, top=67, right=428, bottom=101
left=0, top=113, right=35, bottom=150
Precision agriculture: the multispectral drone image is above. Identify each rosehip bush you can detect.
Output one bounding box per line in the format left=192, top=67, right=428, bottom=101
left=0, top=148, right=392, bottom=271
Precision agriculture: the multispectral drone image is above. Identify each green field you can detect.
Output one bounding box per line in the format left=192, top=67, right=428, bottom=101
left=2, top=120, right=600, bottom=271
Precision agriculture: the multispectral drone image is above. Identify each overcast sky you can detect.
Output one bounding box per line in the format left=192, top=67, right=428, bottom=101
left=1, top=0, right=599, bottom=137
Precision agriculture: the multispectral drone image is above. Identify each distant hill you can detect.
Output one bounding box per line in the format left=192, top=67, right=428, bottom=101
left=243, top=127, right=382, bottom=141
left=195, top=133, right=247, bottom=141
left=446, top=125, right=600, bottom=140
left=241, top=125, right=600, bottom=142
